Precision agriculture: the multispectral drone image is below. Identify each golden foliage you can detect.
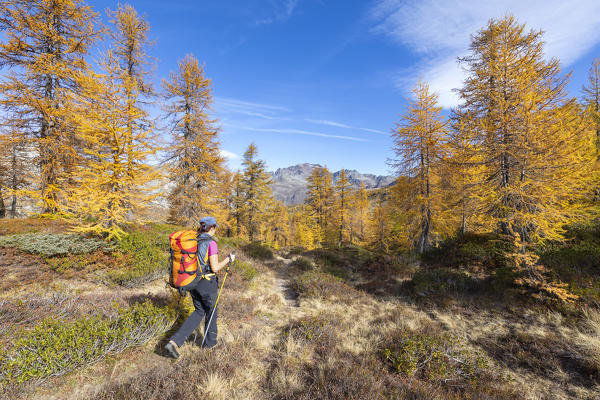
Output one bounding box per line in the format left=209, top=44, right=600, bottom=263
left=389, top=80, right=450, bottom=252
left=509, top=236, right=579, bottom=304
left=66, top=4, right=158, bottom=239
left=163, top=54, right=228, bottom=226
left=456, top=16, right=596, bottom=243
left=305, top=166, right=335, bottom=245
left=0, top=0, right=100, bottom=213
left=237, top=143, right=274, bottom=241
left=334, top=169, right=351, bottom=244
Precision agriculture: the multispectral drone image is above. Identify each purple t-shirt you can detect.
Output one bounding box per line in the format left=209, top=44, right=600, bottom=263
left=208, top=240, right=218, bottom=257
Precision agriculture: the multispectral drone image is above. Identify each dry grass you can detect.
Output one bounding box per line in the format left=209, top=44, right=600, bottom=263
left=0, top=218, right=72, bottom=235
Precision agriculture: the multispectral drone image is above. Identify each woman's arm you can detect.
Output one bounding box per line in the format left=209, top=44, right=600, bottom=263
left=209, top=253, right=234, bottom=272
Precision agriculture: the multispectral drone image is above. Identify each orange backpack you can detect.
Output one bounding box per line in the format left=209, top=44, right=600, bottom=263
left=168, top=230, right=211, bottom=294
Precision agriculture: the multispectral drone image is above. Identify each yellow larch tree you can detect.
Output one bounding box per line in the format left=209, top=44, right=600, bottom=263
left=456, top=16, right=595, bottom=244
left=163, top=54, right=227, bottom=226
left=353, top=182, right=369, bottom=244
left=68, top=49, right=159, bottom=240
left=334, top=169, right=351, bottom=244
left=0, top=128, right=31, bottom=218
left=288, top=205, right=316, bottom=249
left=305, top=166, right=334, bottom=245
left=346, top=186, right=358, bottom=245
left=241, top=143, right=273, bottom=242
left=445, top=116, right=485, bottom=235
left=229, top=171, right=246, bottom=237
left=106, top=4, right=156, bottom=208
left=0, top=0, right=99, bottom=213
left=261, top=200, right=289, bottom=248
left=582, top=57, right=600, bottom=202
left=369, top=190, right=392, bottom=252
left=582, top=58, right=600, bottom=154
left=390, top=79, right=450, bottom=253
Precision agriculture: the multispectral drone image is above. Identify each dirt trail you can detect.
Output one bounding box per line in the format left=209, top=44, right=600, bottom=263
left=272, top=255, right=299, bottom=307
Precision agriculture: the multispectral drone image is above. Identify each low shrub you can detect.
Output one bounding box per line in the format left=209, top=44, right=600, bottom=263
left=536, top=221, right=600, bottom=306
left=166, top=289, right=195, bottom=325
left=291, top=256, right=313, bottom=271
left=0, top=290, right=80, bottom=338
left=411, top=268, right=477, bottom=296
left=291, top=270, right=360, bottom=302
left=0, top=233, right=113, bottom=257
left=490, top=265, right=518, bottom=292
left=323, top=264, right=351, bottom=280
left=0, top=300, right=175, bottom=388
left=422, top=233, right=514, bottom=271
left=243, top=242, right=274, bottom=260
left=540, top=242, right=600, bottom=282
left=106, top=229, right=169, bottom=287
left=232, top=259, right=258, bottom=281
left=45, top=251, right=127, bottom=276
left=286, top=246, right=305, bottom=257
left=283, top=315, right=331, bottom=343
left=310, top=248, right=346, bottom=267
left=383, top=328, right=491, bottom=387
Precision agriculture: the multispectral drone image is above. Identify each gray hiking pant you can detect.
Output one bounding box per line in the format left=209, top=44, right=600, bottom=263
left=170, top=277, right=219, bottom=347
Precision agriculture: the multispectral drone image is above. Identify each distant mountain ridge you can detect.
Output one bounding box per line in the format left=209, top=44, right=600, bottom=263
left=269, top=163, right=395, bottom=205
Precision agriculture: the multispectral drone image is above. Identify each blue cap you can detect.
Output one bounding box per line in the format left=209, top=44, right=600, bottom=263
left=199, top=216, right=218, bottom=228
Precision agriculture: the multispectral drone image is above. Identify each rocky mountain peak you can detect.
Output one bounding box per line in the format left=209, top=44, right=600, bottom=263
left=269, top=164, right=394, bottom=205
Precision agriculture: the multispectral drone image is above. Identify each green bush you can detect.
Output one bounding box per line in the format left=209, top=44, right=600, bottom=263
left=412, top=268, right=476, bottom=296
left=290, top=256, right=313, bottom=271
left=283, top=315, right=330, bottom=342
left=107, top=229, right=169, bottom=287
left=0, top=233, right=112, bottom=257
left=232, top=259, right=258, bottom=281
left=312, top=248, right=346, bottom=267
left=286, top=246, right=305, bottom=257
left=323, top=264, right=351, bottom=280
left=539, top=242, right=600, bottom=279
left=291, top=270, right=359, bottom=301
left=422, top=233, right=514, bottom=270
left=490, top=265, right=518, bottom=291
left=383, top=329, right=491, bottom=387
left=0, top=300, right=174, bottom=388
left=536, top=221, right=600, bottom=304
left=243, top=242, right=274, bottom=260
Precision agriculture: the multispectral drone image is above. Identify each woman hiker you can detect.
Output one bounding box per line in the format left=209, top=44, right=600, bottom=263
left=165, top=216, right=235, bottom=358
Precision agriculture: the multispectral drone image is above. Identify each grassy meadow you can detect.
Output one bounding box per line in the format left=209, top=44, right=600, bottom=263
left=0, top=218, right=599, bottom=399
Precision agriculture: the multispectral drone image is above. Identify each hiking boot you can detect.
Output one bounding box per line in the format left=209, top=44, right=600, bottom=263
left=165, top=340, right=180, bottom=359
left=202, top=341, right=219, bottom=350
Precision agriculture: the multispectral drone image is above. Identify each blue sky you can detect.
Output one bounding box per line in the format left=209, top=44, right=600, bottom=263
left=89, top=0, right=600, bottom=176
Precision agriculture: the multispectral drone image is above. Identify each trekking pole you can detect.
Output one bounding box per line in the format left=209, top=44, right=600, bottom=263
left=202, top=252, right=234, bottom=348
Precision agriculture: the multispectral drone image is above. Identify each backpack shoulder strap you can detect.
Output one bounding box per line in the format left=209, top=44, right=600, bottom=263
left=196, top=233, right=214, bottom=274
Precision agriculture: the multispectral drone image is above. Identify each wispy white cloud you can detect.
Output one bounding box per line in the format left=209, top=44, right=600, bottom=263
left=214, top=96, right=291, bottom=121
left=216, top=99, right=381, bottom=141
left=220, top=149, right=240, bottom=160
left=225, top=124, right=369, bottom=142
left=255, top=0, right=300, bottom=26
left=215, top=97, right=291, bottom=113
left=306, top=119, right=388, bottom=135
left=234, top=110, right=288, bottom=120
left=370, top=0, right=600, bottom=108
